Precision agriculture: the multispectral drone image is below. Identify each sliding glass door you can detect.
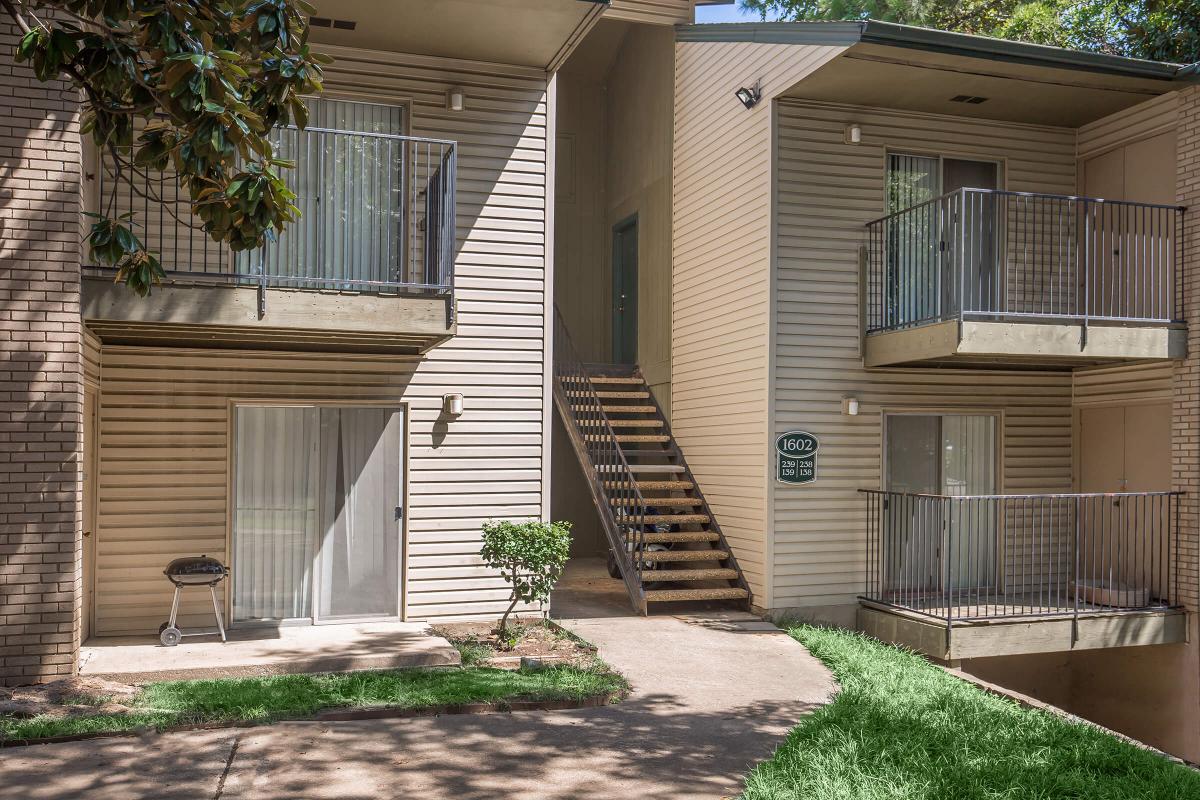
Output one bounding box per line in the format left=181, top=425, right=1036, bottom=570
left=232, top=405, right=402, bottom=625
left=317, top=407, right=402, bottom=620
left=884, top=413, right=997, bottom=592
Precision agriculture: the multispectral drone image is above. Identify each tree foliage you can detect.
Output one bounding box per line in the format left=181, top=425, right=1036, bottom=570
left=740, top=0, right=1200, bottom=64
left=4, top=0, right=330, bottom=295
left=479, top=520, right=572, bottom=634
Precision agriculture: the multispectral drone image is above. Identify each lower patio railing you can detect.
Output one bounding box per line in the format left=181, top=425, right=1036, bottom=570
left=859, top=490, right=1182, bottom=623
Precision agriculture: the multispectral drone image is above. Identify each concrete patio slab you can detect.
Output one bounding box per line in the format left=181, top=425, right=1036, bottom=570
left=79, top=621, right=460, bottom=682
left=5, top=559, right=835, bottom=799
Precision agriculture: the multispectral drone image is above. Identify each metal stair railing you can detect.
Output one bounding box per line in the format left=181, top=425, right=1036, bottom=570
left=552, top=306, right=649, bottom=612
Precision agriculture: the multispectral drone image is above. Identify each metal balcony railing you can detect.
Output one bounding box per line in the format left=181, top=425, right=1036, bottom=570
left=86, top=127, right=457, bottom=296
left=860, top=490, right=1182, bottom=623
left=864, top=189, right=1185, bottom=334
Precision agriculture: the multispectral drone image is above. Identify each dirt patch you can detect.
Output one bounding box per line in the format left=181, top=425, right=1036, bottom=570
left=431, top=618, right=597, bottom=669
left=0, top=677, right=139, bottom=720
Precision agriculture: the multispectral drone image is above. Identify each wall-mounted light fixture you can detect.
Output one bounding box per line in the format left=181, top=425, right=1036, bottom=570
left=443, top=393, right=465, bottom=416
left=842, top=396, right=860, bottom=416
left=447, top=88, right=465, bottom=112
left=734, top=84, right=762, bottom=110
left=844, top=123, right=862, bottom=144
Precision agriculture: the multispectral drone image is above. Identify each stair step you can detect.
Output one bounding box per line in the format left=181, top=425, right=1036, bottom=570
left=586, top=434, right=670, bottom=443
left=573, top=405, right=658, bottom=414
left=645, top=568, right=740, bottom=582
left=588, top=376, right=644, bottom=385
left=645, top=587, right=749, bottom=602
left=597, top=464, right=686, bottom=474
left=604, top=480, right=694, bottom=491
left=580, top=419, right=663, bottom=428
left=593, top=391, right=650, bottom=399
left=611, top=497, right=702, bottom=507
left=639, top=549, right=727, bottom=563
left=628, top=531, right=720, bottom=544
left=619, top=513, right=710, bottom=525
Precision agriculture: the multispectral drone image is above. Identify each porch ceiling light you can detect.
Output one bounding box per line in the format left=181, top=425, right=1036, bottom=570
left=448, top=88, right=465, bottom=112
left=734, top=84, right=761, bottom=110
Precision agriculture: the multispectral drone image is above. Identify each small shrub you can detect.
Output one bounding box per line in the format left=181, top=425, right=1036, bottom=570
left=480, top=519, right=572, bottom=634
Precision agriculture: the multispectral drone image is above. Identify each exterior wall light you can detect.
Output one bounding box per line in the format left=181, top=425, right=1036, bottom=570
left=843, top=396, right=860, bottom=416
left=443, top=393, right=464, bottom=416
left=448, top=88, right=465, bottom=112
left=734, top=84, right=762, bottom=109
left=845, top=124, right=862, bottom=144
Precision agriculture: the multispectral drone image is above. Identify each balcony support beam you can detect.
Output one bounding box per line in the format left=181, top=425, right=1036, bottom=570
left=858, top=605, right=1188, bottom=660
left=82, top=277, right=455, bottom=353
left=864, top=319, right=1186, bottom=368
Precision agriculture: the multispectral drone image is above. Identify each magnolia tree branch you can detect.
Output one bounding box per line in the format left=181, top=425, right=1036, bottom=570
left=4, top=0, right=329, bottom=296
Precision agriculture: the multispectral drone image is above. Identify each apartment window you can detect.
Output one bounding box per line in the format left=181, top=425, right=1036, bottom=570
left=239, top=97, right=410, bottom=286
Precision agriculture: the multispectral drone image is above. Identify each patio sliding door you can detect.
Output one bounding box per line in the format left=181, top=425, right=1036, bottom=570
left=232, top=405, right=402, bottom=625
left=883, top=413, right=997, bottom=594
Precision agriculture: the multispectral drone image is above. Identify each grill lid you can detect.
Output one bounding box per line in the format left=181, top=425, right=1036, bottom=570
left=164, top=555, right=228, bottom=579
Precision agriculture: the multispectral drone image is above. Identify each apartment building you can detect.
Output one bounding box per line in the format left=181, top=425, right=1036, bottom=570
left=3, top=0, right=1200, bottom=764
left=552, top=21, right=1200, bottom=760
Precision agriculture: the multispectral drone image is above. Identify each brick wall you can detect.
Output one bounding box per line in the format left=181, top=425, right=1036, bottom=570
left=0, top=22, right=84, bottom=684
left=1174, top=85, right=1200, bottom=612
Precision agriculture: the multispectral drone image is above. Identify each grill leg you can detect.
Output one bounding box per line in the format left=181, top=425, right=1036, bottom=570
left=167, top=585, right=182, bottom=628
left=210, top=584, right=227, bottom=643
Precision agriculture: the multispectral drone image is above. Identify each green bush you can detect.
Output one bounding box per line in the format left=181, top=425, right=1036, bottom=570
left=480, top=520, right=572, bottom=633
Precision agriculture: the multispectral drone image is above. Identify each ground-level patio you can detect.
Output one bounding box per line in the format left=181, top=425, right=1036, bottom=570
left=3, top=558, right=836, bottom=799
left=79, top=622, right=461, bottom=683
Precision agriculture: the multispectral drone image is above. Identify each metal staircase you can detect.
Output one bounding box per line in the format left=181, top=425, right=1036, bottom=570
left=552, top=307, right=751, bottom=614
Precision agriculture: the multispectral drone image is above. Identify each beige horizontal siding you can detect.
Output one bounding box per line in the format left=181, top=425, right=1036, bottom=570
left=673, top=41, right=846, bottom=605
left=1072, top=363, right=1174, bottom=406
left=605, top=0, right=694, bottom=25
left=770, top=99, right=1077, bottom=610
left=92, top=47, right=549, bottom=635
left=1077, top=93, right=1179, bottom=160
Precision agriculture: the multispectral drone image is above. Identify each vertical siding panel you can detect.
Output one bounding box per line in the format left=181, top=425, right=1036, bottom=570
left=771, top=99, right=1077, bottom=612
left=93, top=48, right=549, bottom=634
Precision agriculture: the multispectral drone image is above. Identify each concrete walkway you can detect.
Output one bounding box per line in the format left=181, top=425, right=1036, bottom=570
left=1, top=561, right=835, bottom=799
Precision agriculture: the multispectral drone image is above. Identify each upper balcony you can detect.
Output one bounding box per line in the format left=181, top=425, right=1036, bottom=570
left=862, top=189, right=1187, bottom=368
left=82, top=124, right=457, bottom=354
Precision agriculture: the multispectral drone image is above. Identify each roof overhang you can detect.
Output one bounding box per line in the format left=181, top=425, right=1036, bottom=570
left=307, top=0, right=606, bottom=71
left=677, top=20, right=1199, bottom=127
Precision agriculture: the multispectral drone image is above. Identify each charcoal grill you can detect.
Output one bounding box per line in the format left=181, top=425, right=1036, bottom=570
left=159, top=555, right=229, bottom=646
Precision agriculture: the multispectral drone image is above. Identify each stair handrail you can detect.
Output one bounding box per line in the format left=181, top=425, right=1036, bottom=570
left=552, top=306, right=650, bottom=603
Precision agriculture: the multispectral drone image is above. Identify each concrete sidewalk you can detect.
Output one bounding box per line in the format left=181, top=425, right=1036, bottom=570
left=1, top=566, right=835, bottom=799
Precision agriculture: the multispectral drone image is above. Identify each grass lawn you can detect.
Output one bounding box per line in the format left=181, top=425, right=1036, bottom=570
left=1, top=661, right=626, bottom=743
left=743, top=625, right=1200, bottom=800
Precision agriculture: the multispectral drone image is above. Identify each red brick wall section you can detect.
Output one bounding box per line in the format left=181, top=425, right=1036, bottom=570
left=1175, top=85, right=1200, bottom=612
left=0, top=21, right=84, bottom=685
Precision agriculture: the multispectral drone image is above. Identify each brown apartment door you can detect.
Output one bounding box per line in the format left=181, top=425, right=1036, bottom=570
left=1077, top=403, right=1171, bottom=595
left=1078, top=404, right=1170, bottom=493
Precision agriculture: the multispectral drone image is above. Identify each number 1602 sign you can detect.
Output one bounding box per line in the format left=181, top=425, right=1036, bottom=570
left=777, top=431, right=819, bottom=485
